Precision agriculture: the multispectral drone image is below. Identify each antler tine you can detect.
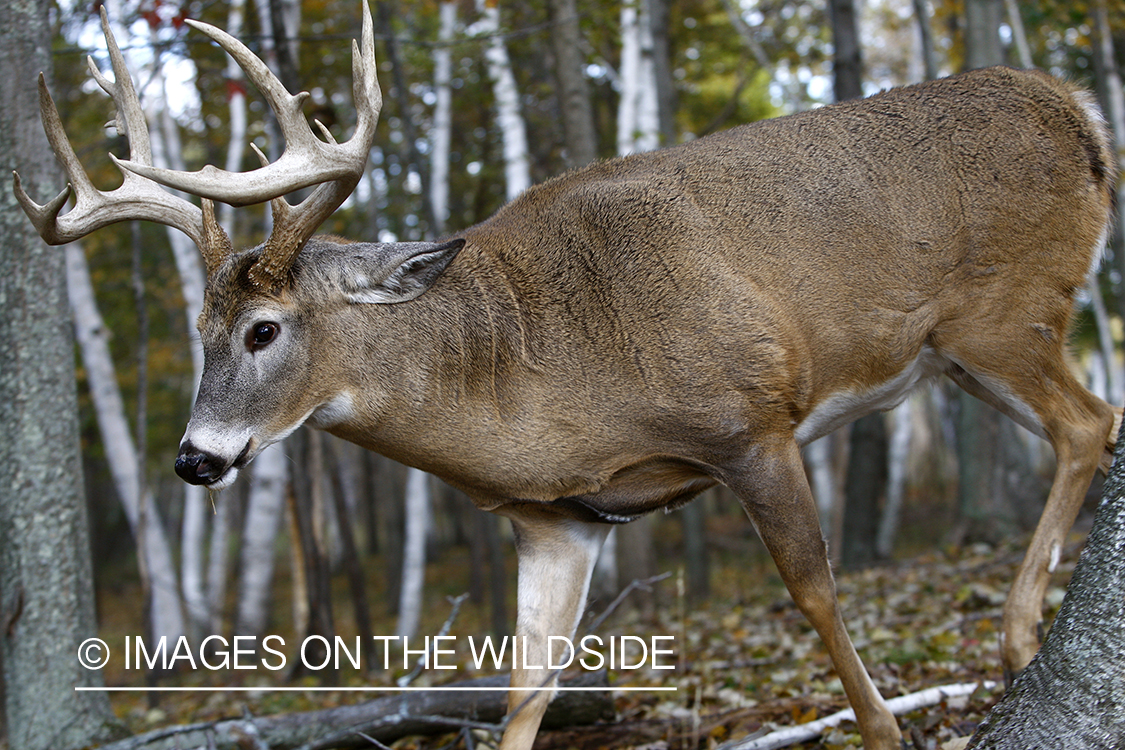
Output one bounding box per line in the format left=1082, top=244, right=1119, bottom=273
left=118, top=0, right=380, bottom=291
left=117, top=0, right=381, bottom=210
left=250, top=0, right=380, bottom=289
left=12, top=65, right=207, bottom=250
left=94, top=7, right=153, bottom=167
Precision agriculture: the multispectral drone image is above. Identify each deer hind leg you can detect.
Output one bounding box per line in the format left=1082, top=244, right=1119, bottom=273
left=494, top=507, right=609, bottom=750
left=725, top=440, right=902, bottom=750
left=944, top=350, right=1114, bottom=681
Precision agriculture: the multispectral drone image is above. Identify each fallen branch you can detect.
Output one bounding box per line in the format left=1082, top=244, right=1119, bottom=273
left=717, top=681, right=999, bottom=750
left=93, top=670, right=613, bottom=750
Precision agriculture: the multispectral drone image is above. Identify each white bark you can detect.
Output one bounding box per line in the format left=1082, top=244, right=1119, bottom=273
left=591, top=526, right=619, bottom=600
left=877, top=399, right=913, bottom=558
left=473, top=0, right=530, bottom=201
left=1002, top=0, right=1032, bottom=69
left=429, top=1, right=456, bottom=235
left=204, top=496, right=232, bottom=632
left=149, top=107, right=211, bottom=633
left=126, top=8, right=211, bottom=635
left=804, top=436, right=837, bottom=537
left=219, top=0, right=249, bottom=238
left=235, top=443, right=289, bottom=636
left=65, top=244, right=185, bottom=644
left=720, top=682, right=997, bottom=750
left=397, top=468, right=431, bottom=638
left=617, top=0, right=660, bottom=156
left=1087, top=277, right=1123, bottom=405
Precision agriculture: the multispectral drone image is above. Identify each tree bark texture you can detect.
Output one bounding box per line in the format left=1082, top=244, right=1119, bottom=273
left=967, top=427, right=1125, bottom=748
left=0, top=0, right=122, bottom=746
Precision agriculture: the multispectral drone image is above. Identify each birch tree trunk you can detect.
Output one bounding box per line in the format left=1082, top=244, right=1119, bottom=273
left=235, top=443, right=289, bottom=637
left=617, top=0, right=660, bottom=155
left=397, top=468, right=431, bottom=638
left=430, top=1, right=456, bottom=236
left=805, top=437, right=839, bottom=536
left=1091, top=0, right=1125, bottom=330
left=876, top=399, right=913, bottom=559
left=0, top=1, right=121, bottom=744
left=141, top=32, right=213, bottom=639
left=911, top=0, right=939, bottom=81
left=65, top=245, right=186, bottom=646
left=219, top=0, right=249, bottom=239
left=474, top=0, right=530, bottom=201
left=967, top=424, right=1125, bottom=748
left=1002, top=0, right=1032, bottom=69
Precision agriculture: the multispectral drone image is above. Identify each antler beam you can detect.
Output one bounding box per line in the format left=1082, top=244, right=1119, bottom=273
left=13, top=2, right=380, bottom=287
left=12, top=8, right=214, bottom=254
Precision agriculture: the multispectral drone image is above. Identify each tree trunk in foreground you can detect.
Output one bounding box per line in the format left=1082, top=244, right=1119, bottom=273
left=967, top=425, right=1125, bottom=748
left=0, top=1, right=121, bottom=746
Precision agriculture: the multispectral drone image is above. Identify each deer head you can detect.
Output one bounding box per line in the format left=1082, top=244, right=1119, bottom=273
left=12, top=2, right=466, bottom=487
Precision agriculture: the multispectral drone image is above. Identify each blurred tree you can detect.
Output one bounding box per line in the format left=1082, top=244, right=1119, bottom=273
left=828, top=0, right=863, bottom=100
left=547, top=0, right=598, bottom=167
left=963, top=0, right=1005, bottom=69
left=65, top=243, right=186, bottom=649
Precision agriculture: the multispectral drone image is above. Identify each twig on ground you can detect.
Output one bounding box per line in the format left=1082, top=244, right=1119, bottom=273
left=717, top=681, right=999, bottom=750
left=399, top=593, right=471, bottom=687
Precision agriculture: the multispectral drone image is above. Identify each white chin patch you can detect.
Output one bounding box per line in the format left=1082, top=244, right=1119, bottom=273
left=207, top=467, right=240, bottom=491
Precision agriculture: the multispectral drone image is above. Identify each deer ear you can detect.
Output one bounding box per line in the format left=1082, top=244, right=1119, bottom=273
left=342, top=239, right=464, bottom=304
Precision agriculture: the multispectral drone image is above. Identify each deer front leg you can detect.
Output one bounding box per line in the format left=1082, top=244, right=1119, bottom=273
left=725, top=439, right=902, bottom=750
left=495, top=506, right=609, bottom=750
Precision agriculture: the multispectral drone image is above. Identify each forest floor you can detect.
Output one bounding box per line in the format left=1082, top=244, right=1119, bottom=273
left=91, top=508, right=1091, bottom=750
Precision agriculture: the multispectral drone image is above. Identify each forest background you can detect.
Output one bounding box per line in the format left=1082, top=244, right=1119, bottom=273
left=2, top=0, right=1125, bottom=748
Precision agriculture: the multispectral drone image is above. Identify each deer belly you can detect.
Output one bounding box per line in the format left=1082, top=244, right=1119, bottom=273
left=547, top=457, right=719, bottom=523
left=793, top=345, right=949, bottom=446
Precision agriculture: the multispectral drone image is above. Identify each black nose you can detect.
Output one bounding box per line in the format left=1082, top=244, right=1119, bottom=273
left=175, top=444, right=227, bottom=486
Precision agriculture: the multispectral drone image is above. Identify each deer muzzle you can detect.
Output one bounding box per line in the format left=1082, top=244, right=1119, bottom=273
left=175, top=439, right=251, bottom=488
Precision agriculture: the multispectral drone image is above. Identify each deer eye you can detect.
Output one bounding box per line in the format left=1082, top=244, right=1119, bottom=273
left=246, top=322, right=279, bottom=351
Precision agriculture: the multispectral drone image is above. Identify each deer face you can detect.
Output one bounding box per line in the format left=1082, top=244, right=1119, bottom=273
left=175, top=251, right=311, bottom=488
left=174, top=237, right=463, bottom=488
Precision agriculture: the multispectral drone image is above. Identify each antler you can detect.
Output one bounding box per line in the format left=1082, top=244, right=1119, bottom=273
left=118, top=1, right=381, bottom=289
left=13, top=2, right=380, bottom=289
left=12, top=6, right=230, bottom=267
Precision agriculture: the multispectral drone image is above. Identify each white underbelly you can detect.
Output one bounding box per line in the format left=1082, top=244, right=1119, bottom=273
left=794, top=346, right=949, bottom=446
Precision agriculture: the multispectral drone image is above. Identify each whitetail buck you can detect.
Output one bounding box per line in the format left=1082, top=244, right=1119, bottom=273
left=15, top=4, right=1121, bottom=749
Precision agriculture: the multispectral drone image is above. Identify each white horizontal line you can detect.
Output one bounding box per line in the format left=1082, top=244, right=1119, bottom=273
left=75, top=686, right=677, bottom=692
